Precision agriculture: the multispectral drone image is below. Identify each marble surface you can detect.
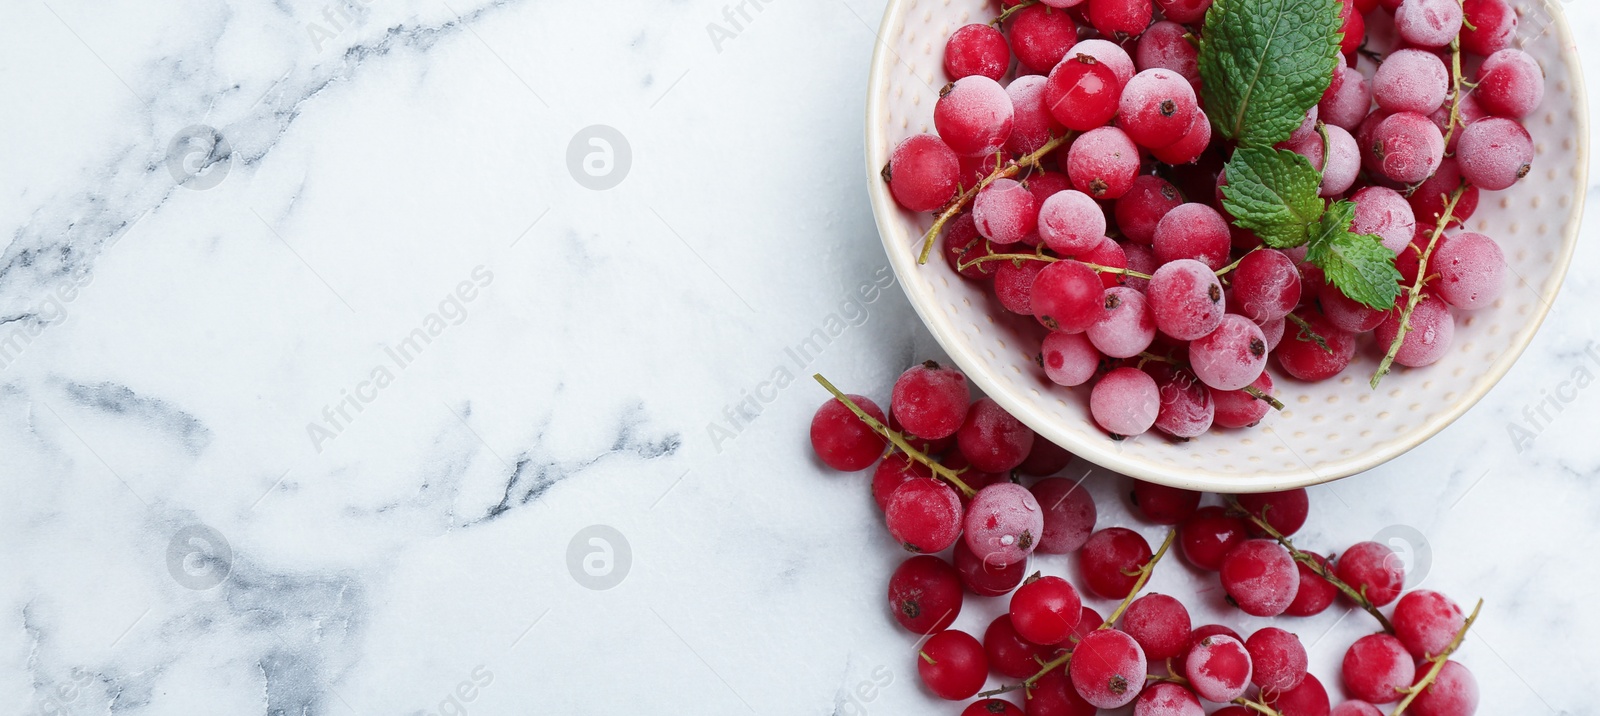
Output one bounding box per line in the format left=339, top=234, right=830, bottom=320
left=0, top=0, right=1596, bottom=714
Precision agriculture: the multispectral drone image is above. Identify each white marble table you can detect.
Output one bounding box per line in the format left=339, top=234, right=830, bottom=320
left=0, top=0, right=1594, bottom=713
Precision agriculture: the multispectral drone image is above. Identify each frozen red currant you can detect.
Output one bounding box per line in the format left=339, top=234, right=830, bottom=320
left=936, top=75, right=1016, bottom=157
left=945, top=23, right=1011, bottom=81
left=1152, top=365, right=1216, bottom=439
left=1030, top=477, right=1098, bottom=554
left=1211, top=371, right=1275, bottom=429
left=1154, top=203, right=1231, bottom=270
left=1151, top=109, right=1213, bottom=165
left=1070, top=628, right=1148, bottom=709
left=1067, top=127, right=1141, bottom=199
left=872, top=453, right=933, bottom=511
left=958, top=397, right=1037, bottom=472
left=1148, top=259, right=1225, bottom=341
left=965, top=482, right=1045, bottom=565
left=1275, top=311, right=1356, bottom=382
left=1373, top=48, right=1449, bottom=115
left=1432, top=231, right=1504, bottom=309
left=1069, top=38, right=1136, bottom=88
left=1046, top=54, right=1122, bottom=131
left=1134, top=682, right=1204, bottom=716
left=1038, top=190, right=1107, bottom=255
left=1090, top=367, right=1161, bottom=438
left=1087, top=0, right=1154, bottom=39
left=1190, top=315, right=1268, bottom=392
left=1185, top=634, right=1252, bottom=703
left=892, top=361, right=969, bottom=441
left=1131, top=481, right=1201, bottom=525
left=995, top=259, right=1047, bottom=315
left=1246, top=627, right=1309, bottom=692
left=1342, top=634, right=1415, bottom=705
left=1029, top=663, right=1099, bottom=716
left=810, top=395, right=887, bottom=471
left=1119, top=68, right=1198, bottom=150
left=1265, top=673, right=1331, bottom=716
left=1395, top=0, right=1463, bottom=49
left=1373, top=111, right=1445, bottom=184
left=885, top=478, right=963, bottom=553
left=1393, top=590, right=1466, bottom=659
left=1122, top=593, right=1192, bottom=660
left=1331, top=702, right=1384, bottom=716
left=1409, top=660, right=1479, bottom=716
left=1009, top=75, right=1064, bottom=155
left=888, top=555, right=963, bottom=634
left=1476, top=48, right=1545, bottom=119
left=1237, top=488, right=1310, bottom=536
left=1033, top=259, right=1105, bottom=334
left=1041, top=331, right=1102, bottom=387
left=918, top=629, right=989, bottom=700
left=1079, top=526, right=1153, bottom=599
left=976, top=178, right=1040, bottom=245
left=1088, top=287, right=1158, bottom=359
left=985, top=614, right=1053, bottom=678
left=1010, top=3, right=1080, bottom=73
left=1115, top=175, right=1184, bottom=245
left=1461, top=0, right=1517, bottom=56
left=965, top=698, right=1026, bottom=716
left=1179, top=506, right=1249, bottom=571
left=1011, top=575, right=1084, bottom=646
left=1374, top=291, right=1455, bottom=369
left=1221, top=539, right=1300, bottom=617
left=1457, top=117, right=1533, bottom=191
left=1335, top=541, right=1406, bottom=607
left=887, top=134, right=961, bottom=212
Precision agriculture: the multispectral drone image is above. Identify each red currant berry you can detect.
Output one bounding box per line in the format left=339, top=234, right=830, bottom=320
left=945, top=24, right=1011, bottom=81
left=1028, top=666, right=1099, bottom=716
left=958, top=397, right=1036, bottom=472
left=1079, top=527, right=1153, bottom=599
left=918, top=629, right=989, bottom=700
left=1134, top=682, right=1204, bottom=716
left=1409, top=660, right=1478, bottom=716
left=1038, top=190, right=1106, bottom=255
left=1275, top=311, right=1356, bottom=382
left=1009, top=4, right=1080, bottom=73
left=1264, top=673, right=1331, bottom=716
left=1135, top=20, right=1200, bottom=87
left=1018, top=438, right=1074, bottom=476
left=1148, top=259, right=1225, bottom=341
left=1181, top=624, right=1242, bottom=664
left=810, top=395, right=887, bottom=471
left=1393, top=590, right=1466, bottom=659
left=964, top=698, right=1026, bottom=716
left=1122, top=593, right=1192, bottom=661
left=1331, top=702, right=1384, bottom=716
left=1067, top=127, right=1141, bottom=199
left=1154, top=203, right=1231, bottom=269
left=1154, top=0, right=1211, bottom=23
left=887, top=134, right=961, bottom=212
left=1086, top=0, right=1154, bottom=39
left=995, top=258, right=1047, bottom=315
left=1030, top=477, right=1098, bottom=554
left=1220, top=539, right=1300, bottom=617
left=892, top=361, right=970, bottom=441
left=936, top=76, right=1016, bottom=157
left=1178, top=506, right=1249, bottom=571
left=1152, top=365, right=1216, bottom=439
left=1189, top=314, right=1268, bottom=392
left=888, top=555, right=963, bottom=634
left=985, top=614, right=1054, bottom=678
left=1185, top=634, right=1252, bottom=703
left=1033, top=260, right=1105, bottom=334
left=1373, top=49, right=1449, bottom=115
left=1115, top=175, right=1184, bottom=245
left=1341, top=633, right=1415, bottom=705
left=1045, top=54, right=1122, bottom=131
left=1070, top=628, right=1148, bottom=709
left=885, top=477, right=964, bottom=553
left=1119, top=68, right=1198, bottom=150
left=1130, top=481, right=1201, bottom=525
left=976, top=178, right=1040, bottom=245
left=1246, top=627, right=1309, bottom=692
left=1011, top=575, right=1085, bottom=646
left=1090, top=366, right=1161, bottom=438
left=1040, top=331, right=1102, bottom=388
left=1231, top=249, right=1302, bottom=323
left=1461, top=0, right=1517, bottom=57
left=1457, top=116, right=1534, bottom=190
left=965, top=482, right=1045, bottom=565
left=1395, top=0, right=1464, bottom=49
left=1009, top=75, right=1065, bottom=155
left=1150, top=109, right=1213, bottom=165
left=1211, top=371, right=1275, bottom=429
left=1237, top=488, right=1310, bottom=536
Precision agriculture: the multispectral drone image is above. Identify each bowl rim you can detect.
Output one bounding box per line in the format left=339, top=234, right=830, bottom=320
left=863, top=1, right=1589, bottom=492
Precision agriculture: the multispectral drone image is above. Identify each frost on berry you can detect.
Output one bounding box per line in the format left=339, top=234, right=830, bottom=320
left=974, top=178, right=1039, bottom=245
left=1038, top=190, right=1107, bottom=254
left=1351, top=186, right=1418, bottom=253
left=1476, top=48, right=1545, bottom=119
left=1189, top=315, right=1268, bottom=392
left=1030, top=476, right=1097, bottom=554
left=1185, top=634, right=1252, bottom=703
left=1088, top=287, right=1157, bottom=359
left=1341, top=634, right=1416, bottom=705
left=1375, top=292, right=1455, bottom=368
left=1068, top=38, right=1135, bottom=89
left=1395, top=0, right=1464, bottom=48
left=1041, top=331, right=1102, bottom=387
left=1457, top=117, right=1534, bottom=191
left=1433, top=231, right=1505, bottom=309
left=1090, top=367, right=1161, bottom=438
left=1373, top=48, right=1449, bottom=115
left=1070, top=629, right=1148, bottom=709
left=963, top=482, right=1044, bottom=566
left=935, top=75, right=1015, bottom=157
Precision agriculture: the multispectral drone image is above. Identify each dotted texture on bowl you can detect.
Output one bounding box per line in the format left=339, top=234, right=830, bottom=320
left=863, top=1, right=1586, bottom=491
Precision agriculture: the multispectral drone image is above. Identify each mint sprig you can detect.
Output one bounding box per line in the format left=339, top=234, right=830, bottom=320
left=1220, top=147, right=1325, bottom=250
left=1198, top=0, right=1343, bottom=146
left=1198, top=0, right=1396, bottom=309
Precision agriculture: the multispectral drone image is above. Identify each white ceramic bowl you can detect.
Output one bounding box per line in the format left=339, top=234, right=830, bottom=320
left=865, top=1, right=1587, bottom=492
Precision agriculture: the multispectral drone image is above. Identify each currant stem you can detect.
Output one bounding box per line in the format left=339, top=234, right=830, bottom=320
left=989, top=0, right=1039, bottom=26
left=918, top=133, right=1077, bottom=265
left=1215, top=247, right=1261, bottom=278
left=1224, top=497, right=1396, bottom=634
left=1370, top=186, right=1466, bottom=389
left=975, top=651, right=1072, bottom=698
left=1243, top=385, right=1286, bottom=411
left=812, top=374, right=976, bottom=497
left=1102, top=529, right=1177, bottom=628
left=1286, top=313, right=1333, bottom=355
left=1388, top=599, right=1484, bottom=716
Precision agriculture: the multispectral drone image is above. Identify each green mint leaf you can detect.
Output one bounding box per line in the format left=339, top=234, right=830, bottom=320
left=1307, top=201, right=1403, bottom=310
left=1198, top=0, right=1344, bottom=146
left=1219, top=147, right=1325, bottom=249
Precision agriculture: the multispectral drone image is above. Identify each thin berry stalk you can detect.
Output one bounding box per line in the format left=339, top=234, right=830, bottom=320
left=1102, top=528, right=1177, bottom=627
left=1136, top=352, right=1284, bottom=412
left=812, top=374, right=976, bottom=497
left=918, top=133, right=1076, bottom=265
left=1389, top=599, right=1483, bottom=716
left=1370, top=186, right=1466, bottom=389
left=959, top=251, right=1155, bottom=281
left=1225, top=497, right=1396, bottom=633
left=989, top=0, right=1039, bottom=26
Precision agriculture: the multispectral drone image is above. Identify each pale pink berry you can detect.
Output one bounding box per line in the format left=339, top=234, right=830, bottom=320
left=1351, top=186, right=1418, bottom=253
left=1433, top=231, right=1505, bottom=309
left=1089, top=287, right=1158, bottom=359
left=1068, top=39, right=1135, bottom=89
left=1476, top=48, right=1545, bottom=118
left=1373, top=48, right=1449, bottom=114
left=1038, top=190, right=1107, bottom=254
left=1376, top=292, right=1455, bottom=368
left=1090, top=367, right=1160, bottom=438
left=1041, top=331, right=1101, bottom=387
left=974, top=178, right=1038, bottom=245
left=1374, top=112, right=1446, bottom=184
left=1395, top=0, right=1463, bottom=48
left=1320, top=65, right=1373, bottom=130
left=1321, top=124, right=1361, bottom=196
left=1457, top=117, right=1534, bottom=190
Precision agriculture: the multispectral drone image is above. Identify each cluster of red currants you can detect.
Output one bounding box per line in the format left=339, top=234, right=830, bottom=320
left=811, top=361, right=1481, bottom=715
left=883, top=0, right=1543, bottom=440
